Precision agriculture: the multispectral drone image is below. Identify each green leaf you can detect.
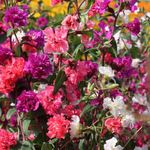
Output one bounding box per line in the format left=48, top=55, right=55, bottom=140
left=41, top=143, right=53, bottom=150
left=54, top=70, right=66, bottom=94
left=72, top=44, right=83, bottom=60
left=21, top=141, right=33, bottom=150
left=79, top=139, right=85, bottom=150
left=23, top=119, right=31, bottom=135
left=7, top=29, right=13, bottom=37
left=6, top=108, right=16, bottom=120
left=15, top=45, right=22, bottom=57
left=0, top=33, right=7, bottom=43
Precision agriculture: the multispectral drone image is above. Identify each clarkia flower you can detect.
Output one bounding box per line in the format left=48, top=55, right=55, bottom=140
left=24, top=52, right=53, bottom=79
left=0, top=46, right=12, bottom=64
left=62, top=15, right=82, bottom=31
left=47, top=114, right=70, bottom=139
left=105, top=117, right=122, bottom=134
left=0, top=129, right=17, bottom=150
left=0, top=57, right=25, bottom=94
left=70, top=115, right=81, bottom=139
left=88, top=0, right=111, bottom=16
left=36, top=17, right=48, bottom=28
left=4, top=5, right=28, bottom=27
left=26, top=29, right=45, bottom=49
left=126, top=18, right=140, bottom=35
left=16, top=90, right=39, bottom=113
left=44, top=26, right=68, bottom=53
left=104, top=137, right=123, bottom=150
left=37, top=86, right=63, bottom=115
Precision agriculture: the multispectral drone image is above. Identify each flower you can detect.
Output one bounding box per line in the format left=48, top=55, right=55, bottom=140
left=126, top=18, right=140, bottom=35
left=24, top=52, right=53, bottom=79
left=70, top=115, right=80, bottom=139
left=4, top=5, right=28, bottom=27
left=121, top=113, right=135, bottom=128
left=0, top=57, right=25, bottom=94
left=51, top=0, right=63, bottom=6
left=99, top=66, right=115, bottom=78
left=26, top=30, right=45, bottom=49
left=37, top=86, right=63, bottom=115
left=47, top=114, right=70, bottom=139
left=134, top=145, right=148, bottom=150
left=104, top=137, right=123, bottom=150
left=43, top=26, right=68, bottom=53
left=132, top=58, right=141, bottom=68
left=0, top=46, right=12, bottom=64
left=89, top=0, right=111, bottom=16
left=0, top=129, right=17, bottom=150
left=105, top=117, right=122, bottom=134
left=16, top=90, right=39, bottom=113
left=36, top=17, right=48, bottom=28
left=62, top=15, right=82, bottom=31
left=103, top=96, right=126, bottom=117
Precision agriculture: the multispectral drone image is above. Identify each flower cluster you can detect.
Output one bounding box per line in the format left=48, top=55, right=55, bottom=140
left=4, top=5, right=28, bottom=27
left=0, top=0, right=149, bottom=149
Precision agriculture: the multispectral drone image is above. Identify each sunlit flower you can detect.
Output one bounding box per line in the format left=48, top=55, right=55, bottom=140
left=70, top=115, right=80, bottom=139
left=104, top=137, right=123, bottom=150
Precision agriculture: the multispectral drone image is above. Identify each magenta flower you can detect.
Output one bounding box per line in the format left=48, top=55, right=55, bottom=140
left=16, top=90, right=39, bottom=113
left=4, top=5, right=28, bottom=27
left=24, top=52, right=53, bottom=79
left=36, top=17, right=48, bottom=28
left=126, top=18, right=140, bottom=35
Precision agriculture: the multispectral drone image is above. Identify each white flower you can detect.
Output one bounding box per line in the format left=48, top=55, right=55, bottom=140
left=103, top=96, right=126, bottom=117
left=132, top=94, right=148, bottom=106
left=70, top=115, right=80, bottom=139
left=99, top=66, right=115, bottom=78
left=131, top=59, right=141, bottom=68
left=134, top=145, right=148, bottom=150
left=121, top=113, right=135, bottom=128
left=104, top=137, right=123, bottom=150
left=12, top=30, right=25, bottom=42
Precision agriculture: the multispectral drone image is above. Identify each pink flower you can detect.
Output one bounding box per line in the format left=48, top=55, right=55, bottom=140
left=37, top=86, right=63, bottom=115
left=0, top=129, right=17, bottom=150
left=62, top=15, right=82, bottom=31
left=105, top=117, right=122, bottom=134
left=47, top=114, right=70, bottom=139
left=43, top=26, right=68, bottom=53
left=0, top=57, right=25, bottom=94
left=51, top=0, right=62, bottom=6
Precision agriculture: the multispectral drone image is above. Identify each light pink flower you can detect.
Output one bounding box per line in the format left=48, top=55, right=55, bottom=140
left=43, top=26, right=69, bottom=53
left=62, top=15, right=82, bottom=30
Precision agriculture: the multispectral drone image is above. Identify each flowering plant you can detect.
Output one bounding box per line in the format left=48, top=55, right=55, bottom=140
left=0, top=0, right=150, bottom=149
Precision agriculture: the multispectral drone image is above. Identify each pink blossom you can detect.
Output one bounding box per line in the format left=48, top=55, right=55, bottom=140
left=62, top=15, right=82, bottom=30
left=43, top=26, right=68, bottom=53
left=47, top=114, right=70, bottom=139
left=105, top=117, right=122, bottom=134
left=51, top=0, right=62, bottom=6
left=37, top=86, right=63, bottom=115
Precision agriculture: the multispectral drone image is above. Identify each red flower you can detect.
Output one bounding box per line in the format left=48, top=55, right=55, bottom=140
left=37, top=86, right=63, bottom=115
left=0, top=129, right=17, bottom=150
left=105, top=117, right=122, bottom=134
left=0, top=57, right=25, bottom=94
left=47, top=114, right=70, bottom=139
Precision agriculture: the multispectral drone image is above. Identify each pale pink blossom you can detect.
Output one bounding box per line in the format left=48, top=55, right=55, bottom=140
left=43, top=26, right=69, bottom=53
left=62, top=15, right=82, bottom=30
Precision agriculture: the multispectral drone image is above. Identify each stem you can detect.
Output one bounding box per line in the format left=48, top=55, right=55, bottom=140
left=17, top=112, right=26, bottom=141
left=124, top=126, right=142, bottom=149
